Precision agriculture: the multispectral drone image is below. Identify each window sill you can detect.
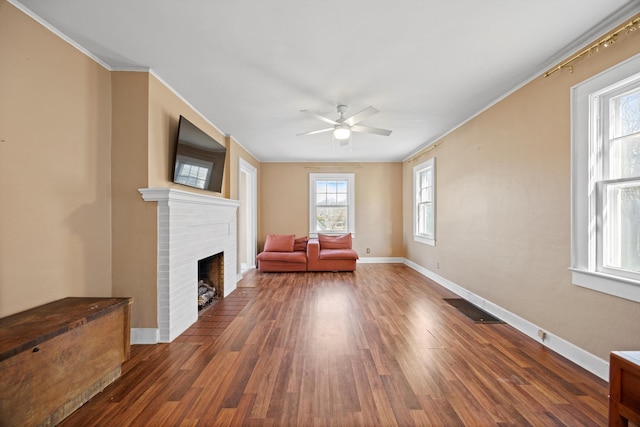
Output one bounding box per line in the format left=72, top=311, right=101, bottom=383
left=413, top=235, right=435, bottom=246
left=570, top=268, right=640, bottom=303
left=310, top=232, right=355, bottom=238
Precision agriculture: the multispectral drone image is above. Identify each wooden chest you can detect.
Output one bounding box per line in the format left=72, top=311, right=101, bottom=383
left=0, top=297, right=133, bottom=426
left=610, top=351, right=640, bottom=427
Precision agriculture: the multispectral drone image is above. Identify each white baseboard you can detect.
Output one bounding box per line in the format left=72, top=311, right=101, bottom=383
left=403, top=259, right=610, bottom=381
left=358, top=257, right=404, bottom=264
left=131, top=328, right=159, bottom=345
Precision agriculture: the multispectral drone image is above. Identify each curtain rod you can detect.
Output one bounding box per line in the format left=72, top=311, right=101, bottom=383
left=544, top=14, right=640, bottom=77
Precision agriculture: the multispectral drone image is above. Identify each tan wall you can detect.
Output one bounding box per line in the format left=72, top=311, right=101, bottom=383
left=0, top=1, right=113, bottom=316
left=403, top=30, right=640, bottom=360
left=260, top=163, right=403, bottom=257
left=227, top=137, right=261, bottom=201
left=111, top=72, right=156, bottom=327
left=148, top=75, right=228, bottom=196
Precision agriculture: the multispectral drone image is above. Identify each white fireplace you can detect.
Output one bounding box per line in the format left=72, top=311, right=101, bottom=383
left=138, top=188, right=240, bottom=343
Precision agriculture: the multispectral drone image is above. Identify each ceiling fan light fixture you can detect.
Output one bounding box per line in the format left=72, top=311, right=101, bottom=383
left=333, top=125, right=351, bottom=140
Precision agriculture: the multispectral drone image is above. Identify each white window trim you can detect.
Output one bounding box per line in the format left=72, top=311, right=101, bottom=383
left=309, top=173, right=355, bottom=238
left=570, top=52, right=640, bottom=303
left=413, top=158, right=436, bottom=246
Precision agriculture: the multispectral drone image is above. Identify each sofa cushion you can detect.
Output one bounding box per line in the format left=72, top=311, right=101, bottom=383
left=293, top=236, right=308, bottom=251
left=318, top=233, right=352, bottom=249
left=264, top=234, right=295, bottom=252
left=256, top=251, right=307, bottom=263
left=318, top=248, right=359, bottom=260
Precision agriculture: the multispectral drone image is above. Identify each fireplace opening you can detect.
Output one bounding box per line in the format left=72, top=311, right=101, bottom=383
left=197, top=252, right=224, bottom=312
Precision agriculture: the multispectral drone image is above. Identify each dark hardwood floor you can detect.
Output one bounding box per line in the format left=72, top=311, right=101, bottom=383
left=60, top=264, right=608, bottom=426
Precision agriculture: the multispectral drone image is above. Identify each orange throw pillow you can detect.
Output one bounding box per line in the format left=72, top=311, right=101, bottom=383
left=264, top=234, right=295, bottom=252
left=318, top=233, right=352, bottom=249
left=293, top=236, right=308, bottom=251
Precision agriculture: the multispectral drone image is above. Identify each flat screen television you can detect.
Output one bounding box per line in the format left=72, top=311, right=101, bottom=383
left=173, top=115, right=226, bottom=193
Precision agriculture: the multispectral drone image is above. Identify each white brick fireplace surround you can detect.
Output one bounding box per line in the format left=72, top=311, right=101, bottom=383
left=136, top=188, right=240, bottom=344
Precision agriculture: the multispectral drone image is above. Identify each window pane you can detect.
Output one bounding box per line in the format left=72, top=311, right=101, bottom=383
left=336, top=180, right=347, bottom=193
left=419, top=171, right=427, bottom=187
left=326, top=181, right=337, bottom=192
left=417, top=202, right=433, bottom=236
left=316, top=181, right=326, bottom=193
left=176, top=163, right=208, bottom=189
left=417, top=203, right=425, bottom=235
left=603, top=181, right=640, bottom=272
left=316, top=194, right=327, bottom=205
left=336, top=194, right=347, bottom=205
left=610, top=134, right=640, bottom=179
left=316, top=206, right=348, bottom=232
left=425, top=203, right=434, bottom=236
left=611, top=88, right=640, bottom=138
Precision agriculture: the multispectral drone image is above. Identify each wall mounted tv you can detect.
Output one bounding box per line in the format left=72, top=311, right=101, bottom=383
left=173, top=115, right=227, bottom=193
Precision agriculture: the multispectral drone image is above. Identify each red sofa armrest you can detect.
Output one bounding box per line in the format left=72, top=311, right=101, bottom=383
left=307, top=239, right=321, bottom=271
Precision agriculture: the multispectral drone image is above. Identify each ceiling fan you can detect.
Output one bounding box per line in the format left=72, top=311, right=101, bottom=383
left=297, top=104, right=392, bottom=144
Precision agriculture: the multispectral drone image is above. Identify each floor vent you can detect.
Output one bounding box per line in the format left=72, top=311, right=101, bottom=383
left=443, top=298, right=505, bottom=324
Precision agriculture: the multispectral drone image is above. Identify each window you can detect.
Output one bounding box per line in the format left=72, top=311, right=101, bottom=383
left=413, top=158, right=435, bottom=246
left=571, top=53, right=640, bottom=302
left=309, top=173, right=354, bottom=236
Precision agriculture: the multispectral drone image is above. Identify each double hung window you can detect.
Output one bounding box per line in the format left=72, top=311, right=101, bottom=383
left=597, top=85, right=640, bottom=279
left=309, top=173, right=354, bottom=236
left=413, top=158, right=435, bottom=246
left=571, top=54, right=640, bottom=302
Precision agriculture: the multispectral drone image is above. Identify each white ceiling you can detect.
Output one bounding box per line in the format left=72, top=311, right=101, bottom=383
left=13, top=0, right=640, bottom=162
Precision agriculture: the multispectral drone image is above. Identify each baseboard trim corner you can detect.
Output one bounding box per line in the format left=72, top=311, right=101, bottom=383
left=131, top=328, right=159, bottom=345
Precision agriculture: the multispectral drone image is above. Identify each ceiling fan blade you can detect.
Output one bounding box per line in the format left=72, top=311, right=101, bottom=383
left=300, top=110, right=339, bottom=126
left=297, top=128, right=334, bottom=136
left=343, top=106, right=379, bottom=126
left=350, top=124, right=392, bottom=136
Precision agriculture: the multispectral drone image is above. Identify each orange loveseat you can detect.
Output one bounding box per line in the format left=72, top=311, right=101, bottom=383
left=257, top=234, right=358, bottom=272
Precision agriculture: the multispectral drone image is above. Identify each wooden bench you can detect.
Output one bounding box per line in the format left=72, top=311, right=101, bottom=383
left=0, top=297, right=133, bottom=426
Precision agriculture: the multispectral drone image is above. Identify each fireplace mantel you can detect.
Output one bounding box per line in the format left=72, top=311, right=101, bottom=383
left=138, top=187, right=240, bottom=343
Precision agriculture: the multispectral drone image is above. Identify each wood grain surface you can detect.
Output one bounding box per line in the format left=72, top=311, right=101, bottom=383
left=59, top=265, right=608, bottom=426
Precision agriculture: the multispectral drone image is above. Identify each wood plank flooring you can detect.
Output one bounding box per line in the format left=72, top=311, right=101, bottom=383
left=59, top=264, right=609, bottom=426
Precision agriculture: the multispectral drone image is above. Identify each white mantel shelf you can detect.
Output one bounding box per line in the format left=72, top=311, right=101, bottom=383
left=138, top=187, right=240, bottom=343
left=139, top=187, right=241, bottom=208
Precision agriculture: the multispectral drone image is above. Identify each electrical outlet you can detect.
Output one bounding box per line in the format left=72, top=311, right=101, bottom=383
left=538, top=329, right=547, bottom=341
left=436, top=262, right=440, bottom=269
left=366, top=248, right=371, bottom=253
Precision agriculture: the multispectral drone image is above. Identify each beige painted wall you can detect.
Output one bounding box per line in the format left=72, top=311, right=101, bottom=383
left=403, top=29, right=640, bottom=360
left=148, top=76, right=228, bottom=196
left=260, top=163, right=403, bottom=257
left=227, top=136, right=261, bottom=201
left=0, top=1, right=113, bottom=316
left=111, top=71, right=157, bottom=327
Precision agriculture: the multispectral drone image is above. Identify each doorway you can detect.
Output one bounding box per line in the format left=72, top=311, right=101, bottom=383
left=238, top=158, right=257, bottom=274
